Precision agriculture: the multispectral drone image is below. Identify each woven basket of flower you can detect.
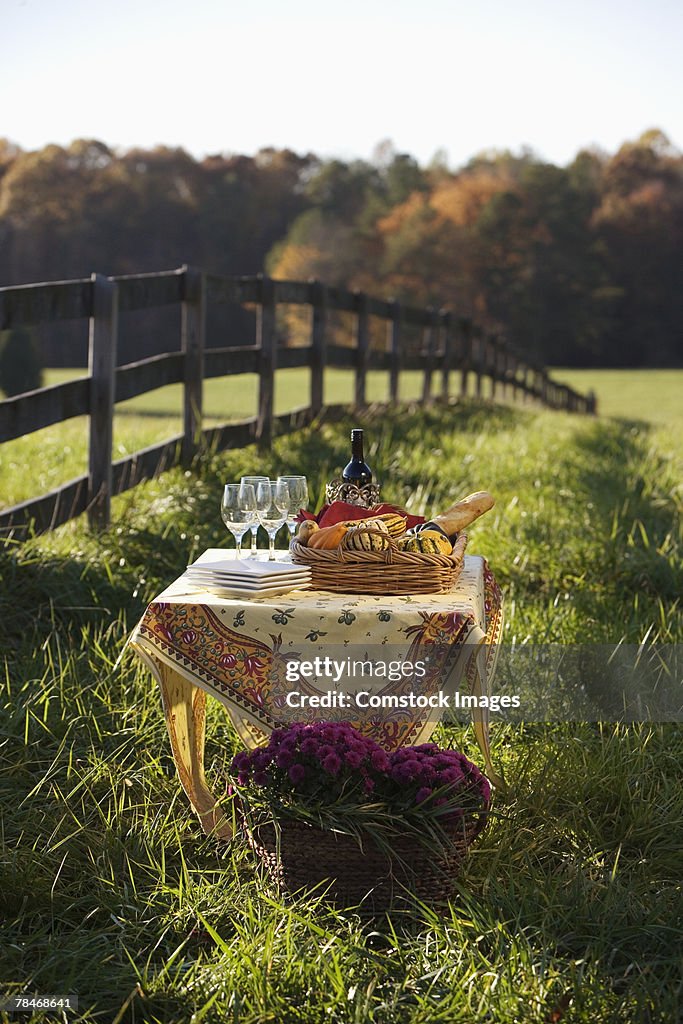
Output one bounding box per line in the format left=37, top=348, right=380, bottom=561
left=232, top=722, right=490, bottom=913
left=245, top=808, right=485, bottom=911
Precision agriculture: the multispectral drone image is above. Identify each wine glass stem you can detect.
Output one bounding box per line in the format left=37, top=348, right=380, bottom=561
left=268, top=532, right=276, bottom=560
left=250, top=527, right=258, bottom=555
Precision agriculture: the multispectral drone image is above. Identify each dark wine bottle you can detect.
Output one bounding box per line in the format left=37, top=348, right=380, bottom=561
left=342, top=429, right=372, bottom=487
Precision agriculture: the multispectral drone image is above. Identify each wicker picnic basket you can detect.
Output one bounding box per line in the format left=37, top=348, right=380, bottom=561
left=245, top=808, right=487, bottom=911
left=290, top=528, right=468, bottom=596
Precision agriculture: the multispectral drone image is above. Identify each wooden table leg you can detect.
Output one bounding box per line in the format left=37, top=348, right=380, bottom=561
left=470, top=642, right=506, bottom=790
left=157, top=661, right=232, bottom=840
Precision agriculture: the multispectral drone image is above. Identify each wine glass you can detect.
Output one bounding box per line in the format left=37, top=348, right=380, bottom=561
left=256, top=480, right=289, bottom=560
left=277, top=475, right=309, bottom=539
left=220, top=482, right=257, bottom=558
left=241, top=475, right=270, bottom=556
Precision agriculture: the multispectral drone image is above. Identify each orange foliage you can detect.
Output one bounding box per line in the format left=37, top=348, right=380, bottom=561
left=430, top=172, right=513, bottom=227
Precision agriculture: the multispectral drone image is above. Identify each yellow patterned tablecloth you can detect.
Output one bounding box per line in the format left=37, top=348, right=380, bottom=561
left=129, top=550, right=504, bottom=838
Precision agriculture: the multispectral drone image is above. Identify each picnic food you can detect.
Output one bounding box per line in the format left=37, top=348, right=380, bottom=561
left=373, top=512, right=408, bottom=537
left=417, top=491, right=495, bottom=540
left=343, top=519, right=391, bottom=552
left=296, top=520, right=320, bottom=546
left=398, top=529, right=453, bottom=555
left=308, top=522, right=350, bottom=550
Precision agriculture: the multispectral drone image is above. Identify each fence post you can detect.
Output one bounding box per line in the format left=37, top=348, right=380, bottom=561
left=501, top=342, right=509, bottom=399
left=509, top=350, right=518, bottom=402
left=540, top=370, right=549, bottom=407
left=256, top=275, right=276, bottom=446
left=389, top=300, right=402, bottom=404
left=181, top=265, right=206, bottom=466
left=488, top=335, right=498, bottom=400
left=441, top=310, right=453, bottom=399
left=458, top=317, right=471, bottom=398
left=310, top=280, right=327, bottom=416
left=472, top=323, right=483, bottom=399
left=354, top=290, right=369, bottom=408
left=422, top=307, right=438, bottom=405
left=87, top=274, right=118, bottom=530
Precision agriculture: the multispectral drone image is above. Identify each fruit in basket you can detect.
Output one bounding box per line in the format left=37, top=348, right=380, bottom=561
left=308, top=522, right=350, bottom=549
left=398, top=530, right=453, bottom=555
left=295, top=520, right=320, bottom=546
left=344, top=519, right=391, bottom=552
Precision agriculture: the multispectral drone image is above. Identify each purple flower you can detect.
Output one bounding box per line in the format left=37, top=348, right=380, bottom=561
left=322, top=753, right=342, bottom=776
left=300, top=738, right=319, bottom=756
left=253, top=770, right=268, bottom=786
left=276, top=749, right=295, bottom=769
left=251, top=750, right=273, bottom=770
left=416, top=787, right=432, bottom=803
left=371, top=750, right=390, bottom=771
left=231, top=751, right=251, bottom=772
left=288, top=763, right=306, bottom=785
left=344, top=749, right=363, bottom=769
left=237, top=772, right=249, bottom=785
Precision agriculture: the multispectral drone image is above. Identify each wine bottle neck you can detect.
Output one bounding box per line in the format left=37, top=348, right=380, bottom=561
left=350, top=430, right=364, bottom=459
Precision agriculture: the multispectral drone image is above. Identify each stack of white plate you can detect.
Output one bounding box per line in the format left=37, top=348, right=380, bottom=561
left=183, top=556, right=312, bottom=598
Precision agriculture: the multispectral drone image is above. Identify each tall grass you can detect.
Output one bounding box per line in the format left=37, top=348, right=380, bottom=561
left=1, top=399, right=681, bottom=1022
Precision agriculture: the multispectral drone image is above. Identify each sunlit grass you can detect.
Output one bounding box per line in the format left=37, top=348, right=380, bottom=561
left=1, top=400, right=681, bottom=1021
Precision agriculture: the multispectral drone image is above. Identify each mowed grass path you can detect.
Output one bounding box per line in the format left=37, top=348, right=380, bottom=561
left=1, top=393, right=682, bottom=1021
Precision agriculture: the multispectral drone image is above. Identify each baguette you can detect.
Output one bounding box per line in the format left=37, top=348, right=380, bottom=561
left=429, top=490, right=495, bottom=537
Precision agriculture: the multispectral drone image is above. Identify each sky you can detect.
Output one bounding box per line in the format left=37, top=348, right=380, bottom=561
left=2, top=0, right=682, bottom=169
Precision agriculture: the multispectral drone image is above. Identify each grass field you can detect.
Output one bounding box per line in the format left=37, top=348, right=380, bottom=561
left=1, top=368, right=682, bottom=510
left=1, top=379, right=682, bottom=1021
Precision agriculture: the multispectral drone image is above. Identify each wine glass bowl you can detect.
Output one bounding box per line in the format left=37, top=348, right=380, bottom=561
left=221, top=482, right=257, bottom=558
left=256, top=480, right=289, bottom=560
left=277, top=475, right=309, bottom=538
left=241, top=475, right=270, bottom=555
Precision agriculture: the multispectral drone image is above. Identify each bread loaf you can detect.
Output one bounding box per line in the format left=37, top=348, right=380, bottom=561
left=430, top=491, right=495, bottom=536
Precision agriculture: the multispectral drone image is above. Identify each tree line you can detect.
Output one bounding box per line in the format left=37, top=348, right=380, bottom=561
left=0, top=130, right=681, bottom=370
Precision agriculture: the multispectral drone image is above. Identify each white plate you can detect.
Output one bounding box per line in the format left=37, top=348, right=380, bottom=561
left=187, top=556, right=306, bottom=579
left=184, top=569, right=311, bottom=588
left=182, top=579, right=311, bottom=599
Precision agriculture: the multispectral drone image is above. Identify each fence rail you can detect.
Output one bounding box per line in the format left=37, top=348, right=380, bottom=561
left=0, top=265, right=595, bottom=537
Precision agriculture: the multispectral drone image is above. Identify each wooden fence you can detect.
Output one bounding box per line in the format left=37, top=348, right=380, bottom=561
left=0, top=265, right=595, bottom=537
